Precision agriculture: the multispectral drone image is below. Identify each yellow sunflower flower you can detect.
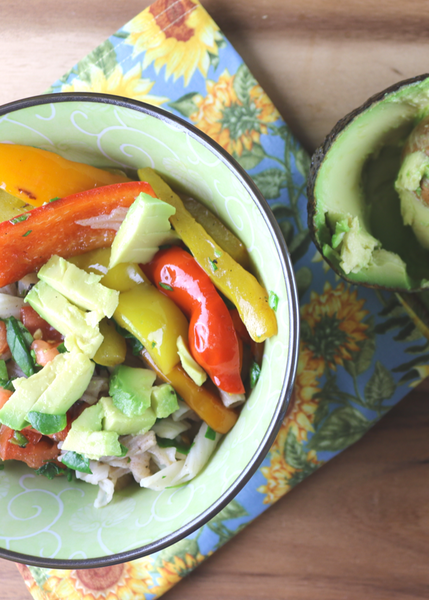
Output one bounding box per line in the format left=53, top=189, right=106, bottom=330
left=190, top=69, right=280, bottom=157
left=39, top=559, right=154, bottom=600
left=149, top=551, right=207, bottom=597
left=62, top=64, right=168, bottom=106
left=301, top=281, right=369, bottom=370
left=258, top=345, right=323, bottom=504
left=123, top=0, right=223, bottom=85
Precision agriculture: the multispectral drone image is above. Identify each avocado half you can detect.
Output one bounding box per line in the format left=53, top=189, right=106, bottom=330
left=307, top=73, right=429, bottom=291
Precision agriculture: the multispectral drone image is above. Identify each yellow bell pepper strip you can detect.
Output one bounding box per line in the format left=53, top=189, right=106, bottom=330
left=141, top=349, right=238, bottom=434
left=113, top=283, right=189, bottom=375
left=0, top=188, right=32, bottom=223
left=70, top=248, right=183, bottom=371
left=69, top=248, right=148, bottom=292
left=0, top=181, right=156, bottom=288
left=181, top=196, right=251, bottom=269
left=0, top=144, right=130, bottom=207
left=93, top=319, right=127, bottom=367
left=137, top=168, right=277, bottom=342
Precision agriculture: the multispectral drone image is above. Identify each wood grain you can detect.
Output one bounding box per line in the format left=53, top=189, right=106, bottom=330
left=1, top=1, right=429, bottom=598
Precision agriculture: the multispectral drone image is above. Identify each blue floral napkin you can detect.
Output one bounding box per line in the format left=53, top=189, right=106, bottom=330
left=17, top=0, right=428, bottom=596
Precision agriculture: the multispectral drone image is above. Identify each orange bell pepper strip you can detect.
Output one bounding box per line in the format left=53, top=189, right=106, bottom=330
left=145, top=246, right=244, bottom=394
left=0, top=181, right=156, bottom=287
left=0, top=144, right=130, bottom=208
left=141, top=349, right=239, bottom=434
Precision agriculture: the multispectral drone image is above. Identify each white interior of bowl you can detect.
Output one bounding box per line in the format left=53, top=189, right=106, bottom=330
left=0, top=96, right=296, bottom=565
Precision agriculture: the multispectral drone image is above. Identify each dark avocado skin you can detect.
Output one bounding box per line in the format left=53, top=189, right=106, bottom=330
left=306, top=73, right=429, bottom=292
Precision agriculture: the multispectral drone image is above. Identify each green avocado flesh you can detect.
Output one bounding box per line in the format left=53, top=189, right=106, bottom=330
left=311, top=75, right=429, bottom=290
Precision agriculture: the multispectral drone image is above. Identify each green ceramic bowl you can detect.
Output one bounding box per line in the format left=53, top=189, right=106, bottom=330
left=0, top=93, right=299, bottom=568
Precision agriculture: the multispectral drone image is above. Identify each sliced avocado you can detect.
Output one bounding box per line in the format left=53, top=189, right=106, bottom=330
left=38, top=255, right=119, bottom=318
left=308, top=73, right=429, bottom=291
left=0, top=350, right=94, bottom=434
left=109, top=364, right=156, bottom=417
left=29, top=350, right=94, bottom=416
left=61, top=402, right=122, bottom=460
left=109, top=191, right=177, bottom=268
left=62, top=429, right=123, bottom=460
left=151, top=383, right=179, bottom=419
left=72, top=403, right=103, bottom=432
left=0, top=353, right=63, bottom=430
left=25, top=281, right=103, bottom=358
left=176, top=335, right=207, bottom=386
left=100, top=396, right=157, bottom=435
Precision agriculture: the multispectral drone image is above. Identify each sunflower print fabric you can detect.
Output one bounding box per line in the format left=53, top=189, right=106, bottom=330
left=20, top=0, right=429, bottom=597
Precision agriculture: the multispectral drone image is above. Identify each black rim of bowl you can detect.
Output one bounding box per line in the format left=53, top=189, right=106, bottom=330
left=0, top=92, right=300, bottom=569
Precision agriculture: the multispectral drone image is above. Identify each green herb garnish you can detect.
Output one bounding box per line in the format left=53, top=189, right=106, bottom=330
left=61, top=451, right=92, bottom=474
left=26, top=411, right=67, bottom=435
left=209, top=258, right=218, bottom=272
left=156, top=436, right=192, bottom=455
left=113, top=323, right=144, bottom=356
left=56, top=342, right=67, bottom=353
left=249, top=361, right=261, bottom=389
left=4, top=316, right=35, bottom=377
left=9, top=431, right=28, bottom=448
left=119, top=444, right=129, bottom=457
left=35, top=462, right=67, bottom=480
left=204, top=426, right=216, bottom=441
left=9, top=214, right=29, bottom=224
left=268, top=291, right=279, bottom=312
left=159, top=282, right=174, bottom=292
left=22, top=230, right=32, bottom=237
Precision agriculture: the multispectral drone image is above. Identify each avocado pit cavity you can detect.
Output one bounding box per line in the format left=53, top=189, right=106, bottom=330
left=307, top=74, right=429, bottom=291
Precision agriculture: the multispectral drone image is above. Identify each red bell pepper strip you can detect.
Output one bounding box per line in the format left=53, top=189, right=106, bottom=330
left=0, top=181, right=156, bottom=287
left=145, top=246, right=245, bottom=395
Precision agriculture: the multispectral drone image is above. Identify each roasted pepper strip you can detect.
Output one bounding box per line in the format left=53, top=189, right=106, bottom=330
left=137, top=167, right=277, bottom=342
left=181, top=196, right=250, bottom=269
left=113, top=283, right=189, bottom=375
left=146, top=246, right=244, bottom=394
left=141, top=349, right=238, bottom=434
left=0, top=144, right=130, bottom=207
left=0, top=181, right=156, bottom=287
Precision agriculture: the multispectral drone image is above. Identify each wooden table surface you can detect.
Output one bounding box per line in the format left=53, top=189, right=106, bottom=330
left=1, top=1, right=429, bottom=598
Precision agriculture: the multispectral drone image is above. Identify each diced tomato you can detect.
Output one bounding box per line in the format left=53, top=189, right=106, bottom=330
left=20, top=305, right=63, bottom=342
left=0, top=425, right=60, bottom=469
left=0, top=321, right=9, bottom=355
left=0, top=388, right=13, bottom=409
left=31, top=339, right=60, bottom=367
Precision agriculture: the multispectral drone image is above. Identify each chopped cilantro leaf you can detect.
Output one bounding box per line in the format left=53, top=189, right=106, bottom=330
left=9, top=214, right=29, bottom=224
left=209, top=258, right=218, bottom=272
left=204, top=426, right=216, bottom=441
left=159, top=282, right=174, bottom=292
left=249, top=361, right=261, bottom=389
left=9, top=431, right=28, bottom=448
left=35, top=462, right=67, bottom=480
left=61, top=451, right=92, bottom=474
left=268, top=291, right=279, bottom=311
